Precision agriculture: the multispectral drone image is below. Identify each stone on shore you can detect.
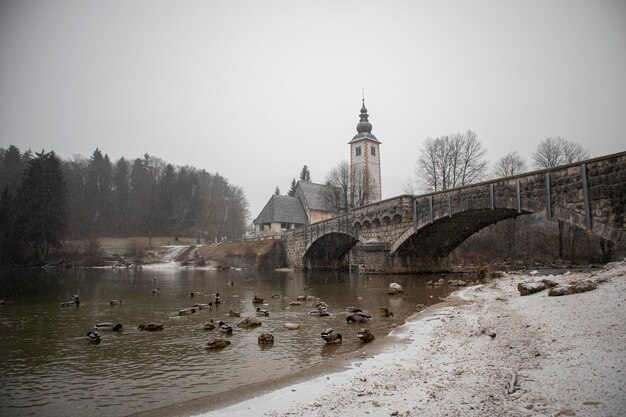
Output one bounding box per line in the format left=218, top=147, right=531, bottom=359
left=388, top=283, right=403, bottom=295
left=517, top=281, right=547, bottom=296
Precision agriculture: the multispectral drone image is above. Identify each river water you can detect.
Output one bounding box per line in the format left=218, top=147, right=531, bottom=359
left=0, top=265, right=460, bottom=416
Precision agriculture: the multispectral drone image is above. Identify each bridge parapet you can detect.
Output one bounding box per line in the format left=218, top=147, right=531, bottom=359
left=283, top=152, right=626, bottom=270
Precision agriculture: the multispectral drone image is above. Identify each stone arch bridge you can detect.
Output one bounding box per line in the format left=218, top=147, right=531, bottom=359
left=282, top=152, right=626, bottom=271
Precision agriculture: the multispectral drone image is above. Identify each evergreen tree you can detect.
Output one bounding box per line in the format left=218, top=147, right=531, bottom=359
left=112, top=157, right=130, bottom=236
left=274, top=186, right=280, bottom=195
left=287, top=178, right=297, bottom=197
left=85, top=149, right=113, bottom=235
left=15, top=151, right=67, bottom=263
left=299, top=165, right=311, bottom=182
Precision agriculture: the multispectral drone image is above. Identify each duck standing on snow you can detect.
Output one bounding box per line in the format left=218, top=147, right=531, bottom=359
left=256, top=307, right=269, bottom=316
left=217, top=321, right=233, bottom=334
left=95, top=323, right=123, bottom=332
left=347, top=311, right=371, bottom=323
left=320, top=328, right=342, bottom=343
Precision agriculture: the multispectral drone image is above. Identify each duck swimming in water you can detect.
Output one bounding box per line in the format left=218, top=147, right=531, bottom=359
left=347, top=311, right=371, bottom=323
left=137, top=323, right=164, bottom=331
left=217, top=321, right=233, bottom=334
left=205, top=339, right=231, bottom=350
left=109, top=299, right=122, bottom=306
left=214, top=293, right=221, bottom=304
left=309, top=308, right=330, bottom=317
left=86, top=331, right=101, bottom=344
left=252, top=295, right=264, bottom=304
left=203, top=319, right=216, bottom=330
left=95, top=322, right=123, bottom=332
left=320, top=328, right=342, bottom=343
left=256, top=307, right=269, bottom=316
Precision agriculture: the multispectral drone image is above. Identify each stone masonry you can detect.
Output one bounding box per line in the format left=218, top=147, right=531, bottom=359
left=282, top=152, right=626, bottom=272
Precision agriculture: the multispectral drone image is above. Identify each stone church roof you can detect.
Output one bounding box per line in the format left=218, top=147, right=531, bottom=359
left=296, top=181, right=344, bottom=212
left=253, top=195, right=308, bottom=225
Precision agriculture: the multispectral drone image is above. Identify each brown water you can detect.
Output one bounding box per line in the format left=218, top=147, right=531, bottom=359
left=0, top=266, right=459, bottom=416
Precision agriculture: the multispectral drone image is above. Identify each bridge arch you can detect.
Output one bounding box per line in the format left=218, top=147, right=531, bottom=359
left=303, top=231, right=365, bottom=270
left=390, top=202, right=621, bottom=260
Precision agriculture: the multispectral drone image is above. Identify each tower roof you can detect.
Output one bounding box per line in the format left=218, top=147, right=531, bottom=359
left=349, top=99, right=380, bottom=144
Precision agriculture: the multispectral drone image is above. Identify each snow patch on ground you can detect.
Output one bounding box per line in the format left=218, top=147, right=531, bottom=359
left=192, top=261, right=626, bottom=417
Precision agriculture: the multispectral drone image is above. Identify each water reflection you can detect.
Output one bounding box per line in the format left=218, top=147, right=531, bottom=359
left=0, top=267, right=459, bottom=417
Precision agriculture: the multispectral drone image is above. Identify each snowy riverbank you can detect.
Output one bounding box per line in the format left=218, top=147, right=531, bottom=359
left=190, top=261, right=626, bottom=417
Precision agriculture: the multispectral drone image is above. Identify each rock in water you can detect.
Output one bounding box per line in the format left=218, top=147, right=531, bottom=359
left=517, top=281, right=547, bottom=296
left=284, top=322, right=300, bottom=330
left=258, top=332, right=274, bottom=345
left=237, top=317, right=262, bottom=328
left=388, top=283, right=403, bottom=295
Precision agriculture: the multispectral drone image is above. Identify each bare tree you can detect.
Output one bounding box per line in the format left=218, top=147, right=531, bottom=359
left=350, top=165, right=377, bottom=208
left=323, top=160, right=350, bottom=212
left=532, top=137, right=590, bottom=169
left=532, top=137, right=591, bottom=258
left=492, top=151, right=527, bottom=178
left=415, top=130, right=487, bottom=192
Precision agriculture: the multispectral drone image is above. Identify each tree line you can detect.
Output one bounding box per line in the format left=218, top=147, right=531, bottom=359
left=0, top=145, right=249, bottom=265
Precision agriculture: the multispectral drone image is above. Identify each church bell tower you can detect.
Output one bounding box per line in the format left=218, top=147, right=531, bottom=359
left=349, top=99, right=381, bottom=206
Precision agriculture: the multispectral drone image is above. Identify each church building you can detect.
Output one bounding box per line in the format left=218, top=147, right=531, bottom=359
left=253, top=99, right=382, bottom=237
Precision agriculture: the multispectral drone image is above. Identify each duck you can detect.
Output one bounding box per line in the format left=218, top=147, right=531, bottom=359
left=321, top=328, right=342, bottom=344
left=86, top=331, right=101, bottom=344
left=203, top=319, right=216, bottom=330
left=214, top=293, right=221, bottom=304
left=256, top=307, right=270, bottom=316
left=252, top=295, right=264, bottom=304
left=194, top=303, right=212, bottom=310
left=152, top=288, right=160, bottom=294
left=179, top=308, right=196, bottom=315
left=346, top=306, right=363, bottom=313
left=357, top=328, right=375, bottom=343
left=347, top=311, right=371, bottom=323
left=217, top=321, right=233, bottom=334
left=95, top=322, right=123, bottom=332
left=205, top=339, right=231, bottom=350
left=309, top=308, right=330, bottom=317
left=61, top=300, right=78, bottom=307
left=228, top=309, right=241, bottom=317
left=137, top=323, right=164, bottom=331
left=109, top=299, right=122, bottom=306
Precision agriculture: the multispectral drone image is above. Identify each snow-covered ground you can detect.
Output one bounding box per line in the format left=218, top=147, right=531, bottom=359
left=191, top=261, right=626, bottom=417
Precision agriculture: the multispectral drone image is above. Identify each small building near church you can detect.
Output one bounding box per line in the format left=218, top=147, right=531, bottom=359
left=295, top=181, right=344, bottom=223
left=253, top=194, right=307, bottom=236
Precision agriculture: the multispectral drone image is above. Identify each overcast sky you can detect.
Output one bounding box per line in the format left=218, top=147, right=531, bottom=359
left=1, top=0, right=625, bottom=219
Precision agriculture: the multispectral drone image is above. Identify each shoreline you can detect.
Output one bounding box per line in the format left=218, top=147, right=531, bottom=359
left=170, top=260, right=626, bottom=417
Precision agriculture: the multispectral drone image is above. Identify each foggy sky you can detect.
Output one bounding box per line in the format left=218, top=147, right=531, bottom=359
left=1, top=0, right=625, bottom=219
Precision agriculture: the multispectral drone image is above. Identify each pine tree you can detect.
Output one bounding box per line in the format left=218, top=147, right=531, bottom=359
left=299, top=165, right=311, bottom=182
left=287, top=178, right=297, bottom=197
left=15, top=151, right=67, bottom=263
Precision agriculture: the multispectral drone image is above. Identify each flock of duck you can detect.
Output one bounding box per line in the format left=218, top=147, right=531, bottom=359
left=74, top=284, right=394, bottom=351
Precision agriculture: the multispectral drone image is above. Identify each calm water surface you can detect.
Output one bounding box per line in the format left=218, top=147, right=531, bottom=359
left=0, top=266, right=460, bottom=416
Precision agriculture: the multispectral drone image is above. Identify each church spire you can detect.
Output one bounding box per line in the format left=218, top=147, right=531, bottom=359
left=356, top=99, right=372, bottom=134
